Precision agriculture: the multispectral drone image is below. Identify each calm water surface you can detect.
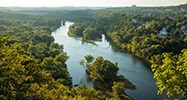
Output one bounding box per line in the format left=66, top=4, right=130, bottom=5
left=51, top=22, right=165, bottom=100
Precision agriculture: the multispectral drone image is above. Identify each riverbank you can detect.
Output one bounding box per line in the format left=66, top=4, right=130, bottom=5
left=82, top=54, right=136, bottom=99
left=85, top=68, right=136, bottom=99
left=95, top=75, right=135, bottom=99
left=51, top=22, right=166, bottom=100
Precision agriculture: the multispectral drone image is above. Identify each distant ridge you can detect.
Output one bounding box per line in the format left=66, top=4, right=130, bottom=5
left=0, top=3, right=187, bottom=11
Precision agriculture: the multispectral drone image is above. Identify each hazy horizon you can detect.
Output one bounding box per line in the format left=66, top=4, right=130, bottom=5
left=0, top=0, right=187, bottom=7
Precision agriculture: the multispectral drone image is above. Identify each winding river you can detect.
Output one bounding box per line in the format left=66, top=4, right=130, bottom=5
left=51, top=22, right=166, bottom=100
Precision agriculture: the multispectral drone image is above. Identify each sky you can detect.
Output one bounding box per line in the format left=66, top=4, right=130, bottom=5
left=0, top=0, right=187, bottom=7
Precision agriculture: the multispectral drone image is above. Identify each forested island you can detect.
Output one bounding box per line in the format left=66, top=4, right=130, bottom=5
left=0, top=3, right=187, bottom=100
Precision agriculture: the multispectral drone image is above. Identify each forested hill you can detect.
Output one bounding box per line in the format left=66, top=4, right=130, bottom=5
left=44, top=4, right=186, bottom=99
left=0, top=11, right=109, bottom=100
left=0, top=3, right=187, bottom=99
left=0, top=9, right=135, bottom=100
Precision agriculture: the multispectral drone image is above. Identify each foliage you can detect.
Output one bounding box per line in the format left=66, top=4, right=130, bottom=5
left=41, top=53, right=71, bottom=83
left=1, top=4, right=187, bottom=99
left=152, top=50, right=187, bottom=99
left=73, top=85, right=106, bottom=100
left=68, top=23, right=84, bottom=37
left=80, top=55, right=118, bottom=83
left=112, top=82, right=126, bottom=99
left=0, top=37, right=51, bottom=99
left=68, top=22, right=102, bottom=41
left=0, top=12, right=108, bottom=100
left=90, top=57, right=118, bottom=83
left=63, top=5, right=187, bottom=99
left=80, top=55, right=135, bottom=99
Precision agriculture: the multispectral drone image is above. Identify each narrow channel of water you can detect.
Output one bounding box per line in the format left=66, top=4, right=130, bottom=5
left=51, top=21, right=165, bottom=100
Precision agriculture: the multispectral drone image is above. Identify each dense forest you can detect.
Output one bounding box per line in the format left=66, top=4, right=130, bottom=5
left=0, top=11, right=103, bottom=99
left=66, top=5, right=187, bottom=99
left=0, top=3, right=187, bottom=100
left=0, top=9, right=134, bottom=100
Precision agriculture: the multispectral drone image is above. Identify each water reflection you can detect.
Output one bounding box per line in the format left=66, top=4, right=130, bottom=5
left=51, top=21, right=166, bottom=100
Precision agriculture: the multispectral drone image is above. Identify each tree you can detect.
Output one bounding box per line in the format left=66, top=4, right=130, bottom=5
left=112, top=82, right=125, bottom=99
left=82, top=26, right=102, bottom=41
left=89, top=56, right=119, bottom=83
left=80, top=55, right=94, bottom=70
left=41, top=53, right=71, bottom=86
left=73, top=85, right=106, bottom=100
left=145, top=20, right=162, bottom=33
left=79, top=59, right=86, bottom=70
left=0, top=38, right=50, bottom=99
left=84, top=55, right=94, bottom=68
left=152, top=50, right=187, bottom=99
left=28, top=81, right=73, bottom=100
left=49, top=42, right=64, bottom=57
left=68, top=23, right=84, bottom=37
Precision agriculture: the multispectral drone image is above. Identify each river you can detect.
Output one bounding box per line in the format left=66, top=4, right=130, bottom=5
left=51, top=21, right=166, bottom=100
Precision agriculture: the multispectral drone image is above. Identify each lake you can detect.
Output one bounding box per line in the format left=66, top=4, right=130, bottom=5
left=51, top=21, right=166, bottom=100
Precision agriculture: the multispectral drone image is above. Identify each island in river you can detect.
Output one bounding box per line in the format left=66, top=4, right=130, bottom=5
left=52, top=21, right=166, bottom=100
left=80, top=54, right=135, bottom=99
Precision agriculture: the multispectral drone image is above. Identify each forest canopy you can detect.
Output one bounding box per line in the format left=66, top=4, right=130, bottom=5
left=58, top=5, right=187, bottom=99
left=0, top=4, right=187, bottom=99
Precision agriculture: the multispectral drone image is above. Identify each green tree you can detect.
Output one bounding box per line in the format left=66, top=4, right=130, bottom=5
left=80, top=55, right=94, bottom=70
left=0, top=37, right=50, bottom=99
left=152, top=50, right=187, bottom=99
left=68, top=23, right=84, bottom=37
left=112, top=82, right=125, bottom=99
left=82, top=27, right=102, bottom=41
left=28, top=82, right=73, bottom=100
left=145, top=20, right=162, bottom=33
left=41, top=53, right=71, bottom=86
left=73, top=85, right=106, bottom=100
left=89, top=56, right=119, bottom=83
left=49, top=42, right=64, bottom=57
